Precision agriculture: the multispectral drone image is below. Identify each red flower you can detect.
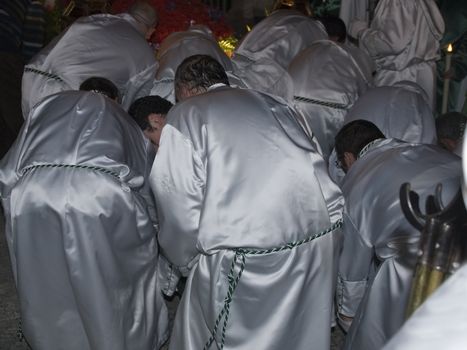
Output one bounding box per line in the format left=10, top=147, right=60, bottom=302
left=111, top=0, right=233, bottom=44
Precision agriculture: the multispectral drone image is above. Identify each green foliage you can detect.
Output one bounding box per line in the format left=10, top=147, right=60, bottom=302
left=311, top=0, right=341, bottom=17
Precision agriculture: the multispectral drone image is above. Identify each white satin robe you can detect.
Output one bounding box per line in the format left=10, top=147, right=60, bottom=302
left=382, top=263, right=467, bottom=350
left=150, top=25, right=234, bottom=103
left=288, top=39, right=370, bottom=159
left=230, top=9, right=327, bottom=99
left=345, top=81, right=436, bottom=144
left=339, top=0, right=369, bottom=27
left=21, top=13, right=157, bottom=118
left=337, top=138, right=461, bottom=350
left=150, top=85, right=344, bottom=350
left=329, top=80, right=438, bottom=184
left=0, top=91, right=168, bottom=350
left=357, top=0, right=445, bottom=108
left=233, top=9, right=327, bottom=69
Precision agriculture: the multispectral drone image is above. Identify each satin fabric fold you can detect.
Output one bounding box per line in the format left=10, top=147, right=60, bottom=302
left=21, top=13, right=157, bottom=118
left=151, top=85, right=344, bottom=349
left=337, top=138, right=461, bottom=350
left=328, top=81, right=437, bottom=185
left=230, top=9, right=327, bottom=100
left=0, top=91, right=168, bottom=350
left=150, top=25, right=233, bottom=103
left=233, top=10, right=327, bottom=69
left=357, top=0, right=445, bottom=108
left=288, top=40, right=370, bottom=159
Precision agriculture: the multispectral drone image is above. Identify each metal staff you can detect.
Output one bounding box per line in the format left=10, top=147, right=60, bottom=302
left=400, top=183, right=466, bottom=318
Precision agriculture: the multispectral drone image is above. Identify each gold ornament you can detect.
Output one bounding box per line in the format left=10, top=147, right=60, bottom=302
left=218, top=36, right=238, bottom=58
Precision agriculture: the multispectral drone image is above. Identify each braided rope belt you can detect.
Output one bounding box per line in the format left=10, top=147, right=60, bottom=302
left=294, top=95, right=348, bottom=110
left=24, top=67, right=65, bottom=84
left=21, top=163, right=121, bottom=180
left=203, top=219, right=343, bottom=349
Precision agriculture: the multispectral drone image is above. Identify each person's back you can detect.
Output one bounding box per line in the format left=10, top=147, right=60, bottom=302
left=233, top=9, right=327, bottom=69
left=336, top=123, right=461, bottom=350
left=345, top=82, right=437, bottom=144
left=156, top=25, right=232, bottom=79
left=21, top=2, right=158, bottom=117
left=288, top=39, right=369, bottom=159
left=383, top=132, right=467, bottom=350
left=319, top=15, right=375, bottom=83
left=151, top=25, right=233, bottom=103
left=0, top=91, right=168, bottom=350
left=151, top=55, right=344, bottom=350
left=328, top=81, right=437, bottom=185
left=349, top=0, right=445, bottom=108
left=229, top=9, right=327, bottom=100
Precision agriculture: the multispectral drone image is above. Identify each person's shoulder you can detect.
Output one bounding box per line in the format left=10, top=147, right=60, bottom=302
left=382, top=142, right=461, bottom=169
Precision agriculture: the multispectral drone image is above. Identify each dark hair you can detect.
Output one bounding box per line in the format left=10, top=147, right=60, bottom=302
left=79, top=77, right=119, bottom=101
left=335, top=120, right=386, bottom=160
left=435, top=112, right=467, bottom=141
left=319, top=16, right=346, bottom=43
left=174, top=54, right=229, bottom=100
left=128, top=95, right=173, bottom=130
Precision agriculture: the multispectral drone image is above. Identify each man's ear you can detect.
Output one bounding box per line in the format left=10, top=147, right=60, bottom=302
left=343, top=152, right=357, bottom=171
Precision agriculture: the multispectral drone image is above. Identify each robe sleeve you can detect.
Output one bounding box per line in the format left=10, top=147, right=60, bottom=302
left=149, top=125, right=206, bottom=276
left=358, top=0, right=415, bottom=58
left=336, top=212, right=374, bottom=318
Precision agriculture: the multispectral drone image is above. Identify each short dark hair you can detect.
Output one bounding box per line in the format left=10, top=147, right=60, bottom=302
left=79, top=77, right=119, bottom=101
left=319, top=16, right=346, bottom=43
left=436, top=112, right=467, bottom=141
left=335, top=120, right=386, bottom=160
left=128, top=95, right=173, bottom=130
left=174, top=54, right=229, bottom=99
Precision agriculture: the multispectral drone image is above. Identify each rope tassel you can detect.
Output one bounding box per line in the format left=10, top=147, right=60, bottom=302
left=204, top=252, right=246, bottom=350
left=203, top=219, right=343, bottom=349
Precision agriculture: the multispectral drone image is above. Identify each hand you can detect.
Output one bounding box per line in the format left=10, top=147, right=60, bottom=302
left=337, top=313, right=354, bottom=333
left=348, top=20, right=368, bottom=39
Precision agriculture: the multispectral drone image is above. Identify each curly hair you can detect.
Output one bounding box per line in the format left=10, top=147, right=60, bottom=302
left=174, top=54, right=229, bottom=101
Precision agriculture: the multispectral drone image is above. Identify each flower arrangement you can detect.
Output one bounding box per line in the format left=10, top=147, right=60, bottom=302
left=111, top=0, right=234, bottom=46
left=43, top=0, right=234, bottom=50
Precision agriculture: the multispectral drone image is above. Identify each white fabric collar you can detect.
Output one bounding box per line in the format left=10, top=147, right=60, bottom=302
left=207, top=83, right=228, bottom=91
left=358, top=138, right=386, bottom=159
